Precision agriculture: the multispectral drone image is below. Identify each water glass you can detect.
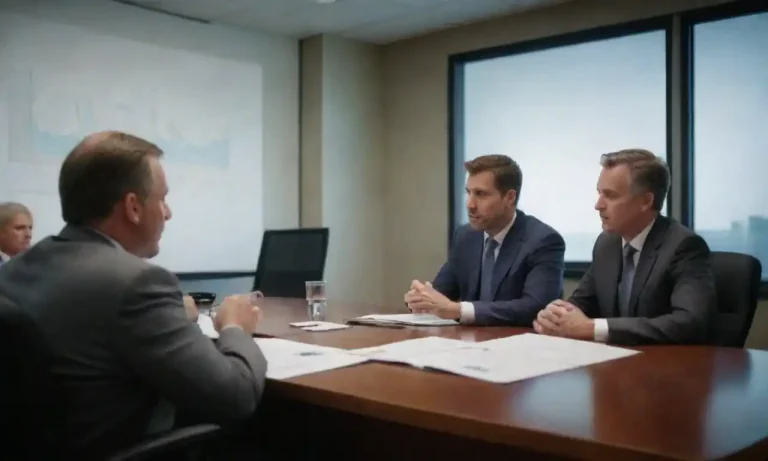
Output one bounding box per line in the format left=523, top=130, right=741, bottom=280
left=305, top=281, right=327, bottom=321
left=210, top=291, right=263, bottom=319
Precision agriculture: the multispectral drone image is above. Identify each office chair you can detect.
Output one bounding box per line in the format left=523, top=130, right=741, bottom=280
left=709, top=251, right=762, bottom=348
left=0, top=296, right=221, bottom=461
left=252, top=228, right=329, bottom=298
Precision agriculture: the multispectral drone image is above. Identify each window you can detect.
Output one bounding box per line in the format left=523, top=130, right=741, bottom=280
left=453, top=26, right=668, bottom=262
left=692, top=11, right=768, bottom=280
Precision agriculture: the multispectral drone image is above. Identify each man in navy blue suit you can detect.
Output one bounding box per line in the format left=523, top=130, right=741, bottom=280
left=405, top=154, right=565, bottom=326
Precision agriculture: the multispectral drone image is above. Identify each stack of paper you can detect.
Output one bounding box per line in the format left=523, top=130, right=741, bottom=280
left=350, top=336, right=474, bottom=367
left=290, top=321, right=351, bottom=332
left=250, top=333, right=641, bottom=384
left=254, top=338, right=369, bottom=380
left=416, top=333, right=640, bottom=384
left=354, top=313, right=458, bottom=326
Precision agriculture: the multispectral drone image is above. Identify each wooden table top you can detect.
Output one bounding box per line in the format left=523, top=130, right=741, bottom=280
left=254, top=298, right=768, bottom=461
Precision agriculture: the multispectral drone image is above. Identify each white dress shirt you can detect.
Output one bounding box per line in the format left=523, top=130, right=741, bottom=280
left=593, top=218, right=656, bottom=342
left=0, top=250, right=9, bottom=264
left=459, top=212, right=517, bottom=324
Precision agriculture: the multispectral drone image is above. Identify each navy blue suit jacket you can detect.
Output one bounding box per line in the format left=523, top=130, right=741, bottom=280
left=432, top=211, right=565, bottom=326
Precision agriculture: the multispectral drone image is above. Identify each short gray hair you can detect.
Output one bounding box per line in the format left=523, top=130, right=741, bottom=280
left=0, top=202, right=32, bottom=228
left=600, top=149, right=670, bottom=212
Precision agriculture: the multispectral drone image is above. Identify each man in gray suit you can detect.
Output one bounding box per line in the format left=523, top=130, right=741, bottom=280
left=534, top=149, right=716, bottom=345
left=0, top=131, right=267, bottom=458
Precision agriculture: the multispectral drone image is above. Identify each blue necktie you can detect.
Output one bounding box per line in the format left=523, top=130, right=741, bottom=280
left=617, top=243, right=637, bottom=317
left=480, top=237, right=499, bottom=301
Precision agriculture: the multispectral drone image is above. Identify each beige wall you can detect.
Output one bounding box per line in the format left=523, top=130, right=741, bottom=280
left=301, top=36, right=386, bottom=306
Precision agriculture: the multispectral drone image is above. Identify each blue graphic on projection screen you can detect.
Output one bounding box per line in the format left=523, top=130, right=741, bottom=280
left=8, top=71, right=231, bottom=169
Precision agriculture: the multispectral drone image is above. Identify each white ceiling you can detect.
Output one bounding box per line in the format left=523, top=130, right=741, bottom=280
left=116, top=0, right=574, bottom=44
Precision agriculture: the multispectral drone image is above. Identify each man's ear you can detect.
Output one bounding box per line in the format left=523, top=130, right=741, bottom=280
left=641, top=191, right=655, bottom=213
left=123, top=193, right=141, bottom=224
left=504, top=188, right=517, bottom=204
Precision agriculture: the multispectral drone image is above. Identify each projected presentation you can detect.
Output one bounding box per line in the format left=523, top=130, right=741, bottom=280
left=0, top=11, right=264, bottom=273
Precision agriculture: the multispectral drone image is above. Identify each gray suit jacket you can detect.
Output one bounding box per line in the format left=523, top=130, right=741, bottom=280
left=0, top=226, right=267, bottom=457
left=568, top=216, right=716, bottom=345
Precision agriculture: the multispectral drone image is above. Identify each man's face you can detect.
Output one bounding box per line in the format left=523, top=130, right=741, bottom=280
left=465, top=171, right=515, bottom=232
left=595, top=164, right=653, bottom=234
left=125, top=157, right=172, bottom=259
left=0, top=212, right=33, bottom=257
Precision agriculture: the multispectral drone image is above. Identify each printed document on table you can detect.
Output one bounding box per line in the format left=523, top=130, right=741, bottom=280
left=477, top=333, right=641, bottom=367
left=417, top=333, right=640, bottom=384
left=197, top=315, right=218, bottom=339
left=350, top=336, right=474, bottom=367
left=290, top=321, right=351, bottom=332
left=356, top=313, right=458, bottom=326
left=254, top=338, right=369, bottom=380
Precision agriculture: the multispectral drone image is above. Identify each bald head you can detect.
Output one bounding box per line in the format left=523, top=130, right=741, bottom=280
left=72, top=130, right=116, bottom=151
left=69, top=130, right=152, bottom=160
left=59, top=131, right=163, bottom=226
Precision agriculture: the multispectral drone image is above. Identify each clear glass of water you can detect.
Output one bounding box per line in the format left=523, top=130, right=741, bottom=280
left=305, top=281, right=326, bottom=321
left=210, top=291, right=263, bottom=319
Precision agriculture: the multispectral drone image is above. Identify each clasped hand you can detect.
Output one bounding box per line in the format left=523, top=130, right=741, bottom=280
left=185, top=292, right=264, bottom=333
left=533, top=299, right=593, bottom=340
left=403, top=280, right=461, bottom=320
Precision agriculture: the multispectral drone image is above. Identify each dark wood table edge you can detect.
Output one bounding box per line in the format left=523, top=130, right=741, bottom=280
left=269, top=371, right=707, bottom=461
left=251, top=302, right=768, bottom=461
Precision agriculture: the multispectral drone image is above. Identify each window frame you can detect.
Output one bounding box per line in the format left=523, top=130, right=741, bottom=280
left=679, top=0, right=768, bottom=297
left=447, top=16, right=674, bottom=278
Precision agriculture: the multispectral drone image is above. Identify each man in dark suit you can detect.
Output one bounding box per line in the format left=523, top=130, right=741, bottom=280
left=0, top=131, right=267, bottom=458
left=535, top=149, right=716, bottom=345
left=405, top=155, right=565, bottom=326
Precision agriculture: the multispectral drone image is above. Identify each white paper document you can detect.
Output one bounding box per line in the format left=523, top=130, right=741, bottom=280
left=197, top=314, right=218, bottom=339
left=289, top=321, right=351, bottom=332
left=350, top=336, right=474, bottom=367
left=417, top=333, right=640, bottom=384
left=254, top=338, right=369, bottom=380
left=356, top=313, right=458, bottom=326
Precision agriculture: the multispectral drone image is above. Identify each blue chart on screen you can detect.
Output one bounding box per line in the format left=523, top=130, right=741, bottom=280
left=8, top=71, right=231, bottom=170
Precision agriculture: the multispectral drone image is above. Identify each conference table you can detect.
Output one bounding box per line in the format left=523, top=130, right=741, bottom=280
left=248, top=298, right=768, bottom=460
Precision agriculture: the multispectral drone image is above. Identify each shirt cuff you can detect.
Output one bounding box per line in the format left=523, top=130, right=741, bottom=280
left=220, top=324, right=245, bottom=333
left=593, top=319, right=609, bottom=342
left=459, top=302, right=475, bottom=324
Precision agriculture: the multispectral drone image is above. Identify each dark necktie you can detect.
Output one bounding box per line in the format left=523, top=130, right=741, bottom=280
left=617, top=243, right=637, bottom=317
left=480, top=237, right=499, bottom=301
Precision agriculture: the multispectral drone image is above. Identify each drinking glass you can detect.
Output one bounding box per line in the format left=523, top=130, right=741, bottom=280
left=305, top=281, right=327, bottom=321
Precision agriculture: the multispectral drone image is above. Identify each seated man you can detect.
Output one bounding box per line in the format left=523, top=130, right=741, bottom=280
left=0, top=201, right=33, bottom=263
left=535, top=149, right=716, bottom=345
left=405, top=154, right=565, bottom=326
left=0, top=131, right=267, bottom=458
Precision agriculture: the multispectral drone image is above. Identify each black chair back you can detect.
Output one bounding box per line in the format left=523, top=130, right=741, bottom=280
left=0, top=294, right=60, bottom=460
left=710, top=251, right=762, bottom=348
left=252, top=228, right=329, bottom=298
